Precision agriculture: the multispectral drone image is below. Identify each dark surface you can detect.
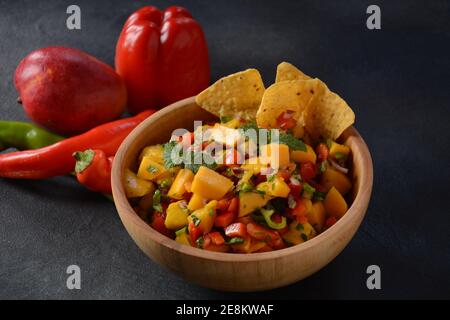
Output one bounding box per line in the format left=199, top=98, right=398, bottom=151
left=1, top=0, right=449, bottom=299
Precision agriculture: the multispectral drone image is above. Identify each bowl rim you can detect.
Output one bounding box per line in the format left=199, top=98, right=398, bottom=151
left=112, top=96, right=373, bottom=263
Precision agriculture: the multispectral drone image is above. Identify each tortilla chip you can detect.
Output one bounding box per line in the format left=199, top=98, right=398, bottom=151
left=195, top=69, right=265, bottom=121
left=304, top=88, right=355, bottom=140
left=256, top=79, right=325, bottom=128
left=275, top=62, right=311, bottom=82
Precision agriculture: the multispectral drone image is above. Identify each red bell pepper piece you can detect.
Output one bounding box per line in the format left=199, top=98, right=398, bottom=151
left=115, top=6, right=210, bottom=113
left=207, top=231, right=225, bottom=246
left=74, top=149, right=113, bottom=194
left=316, top=143, right=329, bottom=162
left=224, top=222, right=247, bottom=238
left=246, top=223, right=280, bottom=244
left=276, top=110, right=297, bottom=130
left=216, top=198, right=231, bottom=212
left=188, top=221, right=202, bottom=243
left=215, top=211, right=236, bottom=228
left=150, top=211, right=173, bottom=238
left=227, top=197, right=239, bottom=213
left=300, top=161, right=316, bottom=181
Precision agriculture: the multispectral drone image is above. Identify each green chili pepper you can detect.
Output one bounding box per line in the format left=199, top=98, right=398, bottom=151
left=260, top=208, right=287, bottom=230
left=0, top=121, right=63, bottom=151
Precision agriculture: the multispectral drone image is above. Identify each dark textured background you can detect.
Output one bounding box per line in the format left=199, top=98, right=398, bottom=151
left=1, top=0, right=449, bottom=299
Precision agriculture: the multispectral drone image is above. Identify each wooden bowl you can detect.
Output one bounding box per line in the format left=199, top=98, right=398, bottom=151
left=111, top=97, right=373, bottom=292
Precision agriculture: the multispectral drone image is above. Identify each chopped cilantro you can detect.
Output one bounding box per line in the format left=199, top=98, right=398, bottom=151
left=313, top=191, right=327, bottom=201
left=319, top=161, right=327, bottom=173
left=152, top=190, right=163, bottom=212
left=209, top=208, right=215, bottom=217
left=220, top=115, right=233, bottom=123
left=196, top=236, right=204, bottom=248
left=296, top=223, right=304, bottom=231
left=334, top=152, right=347, bottom=160
left=239, top=182, right=253, bottom=193
left=191, top=214, right=201, bottom=227
left=277, top=133, right=306, bottom=151
left=147, top=165, right=159, bottom=174
left=163, top=141, right=183, bottom=168
left=225, top=237, right=244, bottom=245
left=300, top=233, right=308, bottom=242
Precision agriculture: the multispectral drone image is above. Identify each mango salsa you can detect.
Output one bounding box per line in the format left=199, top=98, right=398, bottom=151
left=128, top=82, right=355, bottom=254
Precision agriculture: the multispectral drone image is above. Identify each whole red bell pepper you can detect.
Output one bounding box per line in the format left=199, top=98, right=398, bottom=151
left=115, top=6, right=210, bottom=113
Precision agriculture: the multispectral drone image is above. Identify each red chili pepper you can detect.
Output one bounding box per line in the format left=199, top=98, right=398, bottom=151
left=115, top=6, right=210, bottom=113
left=0, top=110, right=154, bottom=179
left=74, top=149, right=113, bottom=194
left=276, top=110, right=296, bottom=130
left=224, top=222, right=247, bottom=238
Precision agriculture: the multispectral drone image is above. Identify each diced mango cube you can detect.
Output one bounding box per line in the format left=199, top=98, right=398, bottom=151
left=282, top=221, right=317, bottom=245
left=137, top=156, right=166, bottom=181
left=123, top=169, right=155, bottom=198
left=238, top=191, right=272, bottom=217
left=324, top=187, right=348, bottom=218
left=321, top=167, right=352, bottom=195
left=188, top=193, right=207, bottom=211
left=308, top=201, right=326, bottom=232
left=223, top=118, right=241, bottom=129
left=187, top=200, right=217, bottom=234
left=256, top=176, right=290, bottom=198
left=260, top=143, right=290, bottom=169
left=290, top=144, right=316, bottom=164
left=191, top=166, right=233, bottom=200
left=241, top=157, right=269, bottom=174
left=165, top=200, right=190, bottom=230
left=168, top=169, right=194, bottom=199
left=329, top=141, right=350, bottom=158
left=139, top=144, right=164, bottom=163
left=175, top=227, right=191, bottom=246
